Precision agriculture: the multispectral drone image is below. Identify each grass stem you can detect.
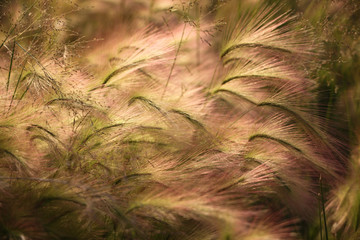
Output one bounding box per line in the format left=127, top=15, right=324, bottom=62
left=162, top=22, right=187, bottom=99
left=320, top=175, right=329, bottom=240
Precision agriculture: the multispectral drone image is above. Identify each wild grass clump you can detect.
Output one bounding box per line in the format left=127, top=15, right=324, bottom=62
left=0, top=0, right=354, bottom=239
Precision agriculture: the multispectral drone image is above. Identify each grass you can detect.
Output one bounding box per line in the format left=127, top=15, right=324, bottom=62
left=0, top=0, right=358, bottom=239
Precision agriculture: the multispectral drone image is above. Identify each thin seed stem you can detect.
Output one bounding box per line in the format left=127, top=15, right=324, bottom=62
left=319, top=192, right=323, bottom=240
left=8, top=61, right=26, bottom=112
left=196, top=0, right=200, bottom=66
left=162, top=22, right=187, bottom=99
left=6, top=41, right=16, bottom=91
left=320, top=175, right=329, bottom=240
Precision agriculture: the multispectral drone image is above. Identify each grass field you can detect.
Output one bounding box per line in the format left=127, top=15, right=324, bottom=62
left=0, top=0, right=359, bottom=239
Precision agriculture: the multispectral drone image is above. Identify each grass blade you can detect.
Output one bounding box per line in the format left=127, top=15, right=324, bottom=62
left=320, top=175, right=329, bottom=240
left=6, top=41, right=16, bottom=91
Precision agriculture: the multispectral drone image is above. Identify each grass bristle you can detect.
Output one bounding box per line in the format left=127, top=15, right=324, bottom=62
left=0, top=0, right=354, bottom=239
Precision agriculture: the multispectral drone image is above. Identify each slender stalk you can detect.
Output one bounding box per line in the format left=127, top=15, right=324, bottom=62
left=0, top=1, right=37, bottom=50
left=162, top=22, right=187, bottom=99
left=320, top=175, right=329, bottom=240
left=8, top=61, right=26, bottom=112
left=0, top=25, right=16, bottom=50
left=319, top=192, right=323, bottom=240
left=6, top=41, right=16, bottom=91
left=15, top=41, right=47, bottom=71
left=195, top=0, right=200, bottom=66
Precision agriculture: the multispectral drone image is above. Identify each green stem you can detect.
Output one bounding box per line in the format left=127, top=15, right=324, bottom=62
left=320, top=175, right=329, bottom=240
left=6, top=41, right=16, bottom=91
